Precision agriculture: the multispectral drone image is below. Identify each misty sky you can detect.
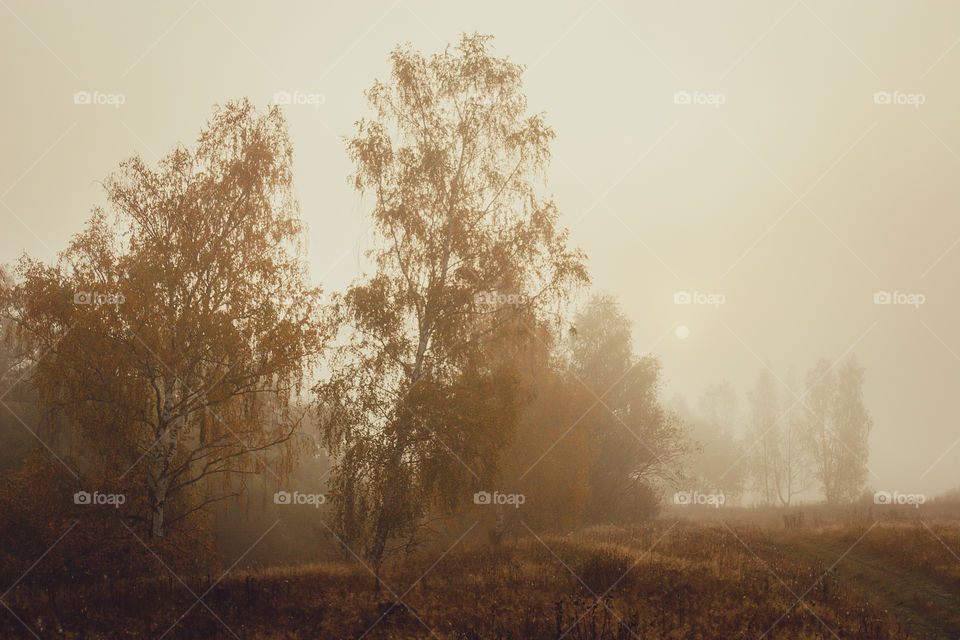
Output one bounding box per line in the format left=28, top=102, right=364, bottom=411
left=2, top=0, right=959, bottom=496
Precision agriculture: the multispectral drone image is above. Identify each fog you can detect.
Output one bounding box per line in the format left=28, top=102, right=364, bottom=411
left=3, top=0, right=958, bottom=503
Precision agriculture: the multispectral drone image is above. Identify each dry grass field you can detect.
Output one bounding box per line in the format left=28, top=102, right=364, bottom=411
left=3, top=510, right=958, bottom=639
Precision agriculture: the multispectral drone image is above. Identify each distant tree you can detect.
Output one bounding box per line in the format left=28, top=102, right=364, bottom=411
left=746, top=367, right=809, bottom=507
left=569, top=293, right=632, bottom=391
left=771, top=369, right=811, bottom=506
left=570, top=294, right=688, bottom=521
left=316, top=34, right=588, bottom=577
left=832, top=357, right=872, bottom=500
left=0, top=266, right=43, bottom=474
left=674, top=383, right=746, bottom=500
left=747, top=369, right=782, bottom=506
left=4, top=100, right=324, bottom=541
left=212, top=409, right=334, bottom=567
left=495, top=368, right=598, bottom=533
left=698, top=382, right=739, bottom=435
left=803, top=357, right=871, bottom=503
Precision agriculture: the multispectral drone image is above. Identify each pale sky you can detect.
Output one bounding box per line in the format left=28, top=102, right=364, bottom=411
left=2, top=0, right=959, bottom=496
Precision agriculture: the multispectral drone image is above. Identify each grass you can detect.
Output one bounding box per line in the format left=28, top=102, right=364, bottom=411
left=2, top=515, right=958, bottom=638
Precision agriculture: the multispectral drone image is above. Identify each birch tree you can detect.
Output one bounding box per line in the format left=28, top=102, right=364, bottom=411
left=5, top=99, right=324, bottom=539
left=803, top=357, right=872, bottom=503
left=316, top=34, right=588, bottom=576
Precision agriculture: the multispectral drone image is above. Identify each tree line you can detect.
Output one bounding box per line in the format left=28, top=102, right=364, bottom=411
left=0, top=34, right=870, bottom=585
left=676, top=357, right=872, bottom=507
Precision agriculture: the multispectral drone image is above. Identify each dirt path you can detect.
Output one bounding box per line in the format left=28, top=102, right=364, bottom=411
left=779, top=536, right=960, bottom=640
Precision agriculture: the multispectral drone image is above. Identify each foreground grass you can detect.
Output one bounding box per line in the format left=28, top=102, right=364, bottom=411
left=2, top=519, right=956, bottom=639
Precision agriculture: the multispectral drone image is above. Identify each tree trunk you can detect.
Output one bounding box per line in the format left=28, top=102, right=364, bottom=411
left=152, top=477, right=167, bottom=538
left=150, top=376, right=180, bottom=540
left=368, top=432, right=408, bottom=589
left=369, top=508, right=391, bottom=591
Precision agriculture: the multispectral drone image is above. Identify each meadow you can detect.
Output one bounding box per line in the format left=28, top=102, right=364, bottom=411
left=3, top=506, right=958, bottom=639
